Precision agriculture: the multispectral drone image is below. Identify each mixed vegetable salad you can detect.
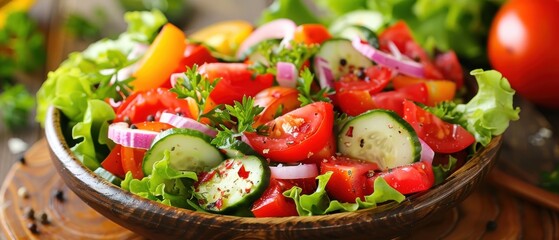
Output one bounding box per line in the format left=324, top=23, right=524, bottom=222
left=37, top=10, right=519, bottom=217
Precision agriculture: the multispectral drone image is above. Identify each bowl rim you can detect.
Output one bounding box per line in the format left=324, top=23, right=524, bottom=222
left=45, top=105, right=502, bottom=236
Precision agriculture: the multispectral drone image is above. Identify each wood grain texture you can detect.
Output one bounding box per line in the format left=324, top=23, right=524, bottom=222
left=44, top=106, right=504, bottom=240
left=3, top=139, right=559, bottom=239
left=0, top=139, right=141, bottom=240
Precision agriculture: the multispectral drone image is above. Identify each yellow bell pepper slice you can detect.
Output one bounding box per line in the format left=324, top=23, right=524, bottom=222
left=131, top=23, right=186, bottom=92
left=189, top=20, right=253, bottom=58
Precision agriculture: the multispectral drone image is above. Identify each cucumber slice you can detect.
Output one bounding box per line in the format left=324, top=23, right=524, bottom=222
left=314, top=39, right=373, bottom=82
left=329, top=10, right=385, bottom=35
left=338, top=110, right=421, bottom=170
left=143, top=128, right=223, bottom=175
left=220, top=141, right=260, bottom=159
left=195, top=155, right=270, bottom=215
left=337, top=25, right=379, bottom=49
left=94, top=167, right=122, bottom=186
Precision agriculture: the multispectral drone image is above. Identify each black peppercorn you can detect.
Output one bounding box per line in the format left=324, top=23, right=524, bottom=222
left=146, top=115, right=155, bottom=122
left=28, top=222, right=39, bottom=234
left=54, top=190, right=65, bottom=202
left=486, top=220, right=498, bottom=232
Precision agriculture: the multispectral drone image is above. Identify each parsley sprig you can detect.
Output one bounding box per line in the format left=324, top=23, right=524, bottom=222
left=170, top=66, right=264, bottom=148
left=170, top=65, right=219, bottom=122
left=297, top=68, right=333, bottom=106
left=250, top=40, right=318, bottom=75
left=211, top=96, right=265, bottom=148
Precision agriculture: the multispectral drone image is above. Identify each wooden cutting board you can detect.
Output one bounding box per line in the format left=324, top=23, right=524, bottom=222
left=1, top=139, right=558, bottom=239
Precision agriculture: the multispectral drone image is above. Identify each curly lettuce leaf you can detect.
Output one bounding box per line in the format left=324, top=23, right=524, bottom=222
left=121, top=150, right=199, bottom=209
left=70, top=99, right=115, bottom=170
left=431, top=69, right=519, bottom=146
left=432, top=156, right=457, bottom=185
left=37, top=10, right=167, bottom=125
left=284, top=171, right=405, bottom=216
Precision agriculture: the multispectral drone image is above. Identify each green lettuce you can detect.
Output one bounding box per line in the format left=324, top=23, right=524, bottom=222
left=36, top=10, right=168, bottom=168
left=121, top=150, right=199, bottom=209
left=430, top=69, right=520, bottom=146
left=70, top=99, right=115, bottom=170
left=284, top=171, right=405, bottom=216
left=259, top=0, right=502, bottom=66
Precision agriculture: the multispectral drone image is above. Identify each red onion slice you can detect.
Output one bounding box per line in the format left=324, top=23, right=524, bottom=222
left=419, top=138, right=435, bottom=165
left=314, top=57, right=335, bottom=89
left=159, top=112, right=217, bottom=138
left=276, top=62, right=297, bottom=88
left=351, top=37, right=425, bottom=78
left=108, top=122, right=158, bottom=149
left=236, top=18, right=296, bottom=59
left=270, top=163, right=319, bottom=179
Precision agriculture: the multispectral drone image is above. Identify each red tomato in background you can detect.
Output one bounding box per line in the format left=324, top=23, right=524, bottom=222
left=320, top=156, right=379, bottom=203
left=114, top=88, right=192, bottom=124
left=198, top=63, right=274, bottom=105
left=488, top=0, right=559, bottom=108
left=402, top=100, right=475, bottom=154
left=365, top=161, right=434, bottom=195
left=244, top=102, right=334, bottom=163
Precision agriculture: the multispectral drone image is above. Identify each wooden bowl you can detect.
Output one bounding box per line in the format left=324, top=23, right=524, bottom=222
left=45, top=106, right=503, bottom=240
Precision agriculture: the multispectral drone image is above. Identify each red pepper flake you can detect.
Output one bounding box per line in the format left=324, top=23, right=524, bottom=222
left=224, top=160, right=235, bottom=169
left=346, top=126, right=354, bottom=137
left=215, top=198, right=223, bottom=210
left=237, top=165, right=250, bottom=179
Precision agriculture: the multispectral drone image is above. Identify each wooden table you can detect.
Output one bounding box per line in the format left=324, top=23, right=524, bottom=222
left=2, top=0, right=559, bottom=239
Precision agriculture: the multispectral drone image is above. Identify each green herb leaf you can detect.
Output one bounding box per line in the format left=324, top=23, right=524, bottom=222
left=284, top=171, right=405, bottom=216
left=296, top=68, right=333, bottom=106
left=432, top=155, right=458, bottom=185
left=0, top=11, right=46, bottom=76
left=249, top=40, right=318, bottom=75
left=0, top=84, right=35, bottom=130
left=211, top=96, right=264, bottom=148
left=170, top=65, right=220, bottom=122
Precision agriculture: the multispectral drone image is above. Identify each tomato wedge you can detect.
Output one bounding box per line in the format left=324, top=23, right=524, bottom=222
left=393, top=75, right=456, bottom=106
left=372, top=83, right=428, bottom=116
left=173, top=43, right=217, bottom=74
left=335, top=66, right=392, bottom=116
left=198, top=63, right=275, bottom=105
left=132, top=23, right=187, bottom=91
left=251, top=179, right=299, bottom=217
left=119, top=122, right=174, bottom=179
left=121, top=146, right=146, bottom=179
left=365, top=161, right=435, bottom=195
left=244, top=102, right=334, bottom=163
left=253, top=86, right=301, bottom=126
left=320, top=156, right=380, bottom=203
left=293, top=24, right=332, bottom=45
left=101, top=144, right=125, bottom=178
left=403, top=100, right=475, bottom=154
left=114, top=88, right=192, bottom=124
